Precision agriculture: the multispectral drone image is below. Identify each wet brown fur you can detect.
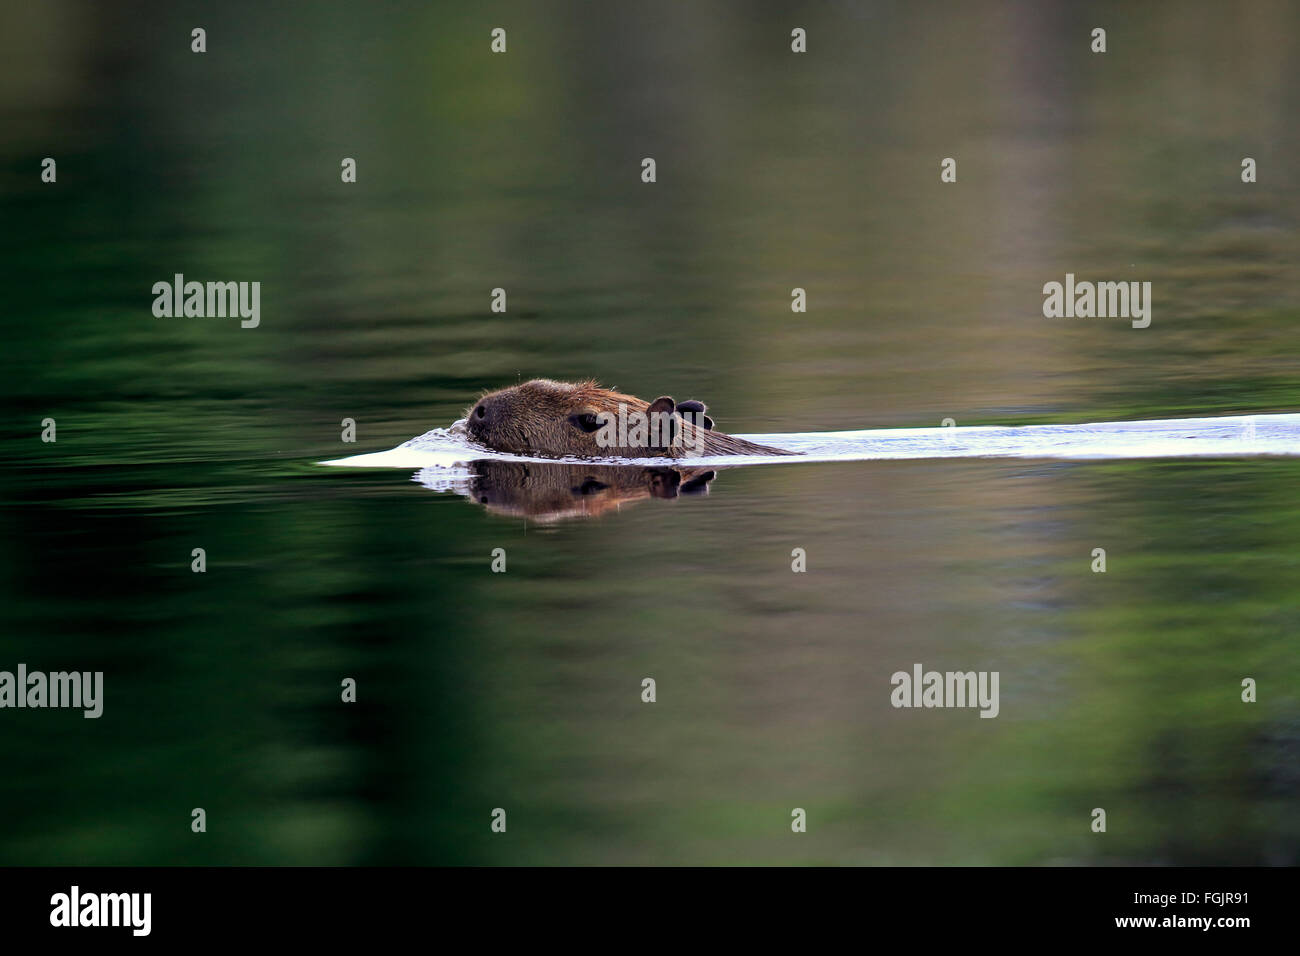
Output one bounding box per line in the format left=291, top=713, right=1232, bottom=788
left=464, top=379, right=796, bottom=459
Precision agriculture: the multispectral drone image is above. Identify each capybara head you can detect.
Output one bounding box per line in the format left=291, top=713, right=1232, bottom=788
left=465, top=379, right=707, bottom=458
left=464, top=378, right=796, bottom=458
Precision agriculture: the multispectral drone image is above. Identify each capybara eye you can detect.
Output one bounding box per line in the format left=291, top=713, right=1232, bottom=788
left=568, top=412, right=601, bottom=433
left=474, top=405, right=486, bottom=419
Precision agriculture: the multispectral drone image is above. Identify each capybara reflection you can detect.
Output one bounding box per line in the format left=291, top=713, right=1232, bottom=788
left=465, top=379, right=795, bottom=459
left=467, top=459, right=717, bottom=521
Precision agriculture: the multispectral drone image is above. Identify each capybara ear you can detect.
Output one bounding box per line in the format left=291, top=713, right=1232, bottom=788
left=680, top=470, right=716, bottom=494
left=676, top=400, right=714, bottom=430
left=646, top=396, right=678, bottom=450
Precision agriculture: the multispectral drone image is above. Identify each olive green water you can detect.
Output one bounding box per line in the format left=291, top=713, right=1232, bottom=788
left=2, top=1, right=1298, bottom=865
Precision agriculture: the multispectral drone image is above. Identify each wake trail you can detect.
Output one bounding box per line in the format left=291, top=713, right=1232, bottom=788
left=321, top=413, right=1300, bottom=469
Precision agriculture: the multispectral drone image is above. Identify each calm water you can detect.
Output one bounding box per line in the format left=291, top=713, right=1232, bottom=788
left=2, top=1, right=1298, bottom=865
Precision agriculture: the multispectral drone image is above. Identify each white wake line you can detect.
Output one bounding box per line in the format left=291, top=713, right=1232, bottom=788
left=320, top=413, right=1300, bottom=469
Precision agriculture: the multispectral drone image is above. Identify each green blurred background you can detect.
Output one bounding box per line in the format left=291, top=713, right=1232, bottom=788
left=1, top=0, right=1297, bottom=864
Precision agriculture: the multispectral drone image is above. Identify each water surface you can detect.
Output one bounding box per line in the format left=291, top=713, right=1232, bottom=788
left=2, top=0, right=1298, bottom=865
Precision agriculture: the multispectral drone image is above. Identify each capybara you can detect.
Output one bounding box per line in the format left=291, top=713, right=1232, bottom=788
left=464, top=379, right=796, bottom=459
